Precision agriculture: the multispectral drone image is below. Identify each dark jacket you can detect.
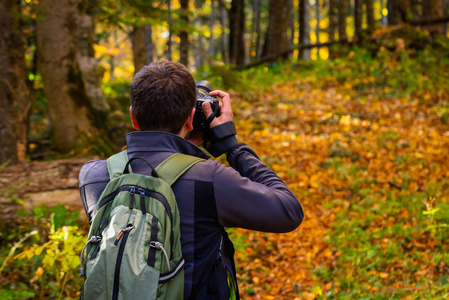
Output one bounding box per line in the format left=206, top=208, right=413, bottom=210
left=79, top=131, right=303, bottom=299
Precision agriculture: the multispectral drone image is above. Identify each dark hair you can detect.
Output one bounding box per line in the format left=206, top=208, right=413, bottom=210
left=130, top=60, right=196, bottom=133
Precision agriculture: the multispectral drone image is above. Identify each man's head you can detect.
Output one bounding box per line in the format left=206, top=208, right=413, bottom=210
left=130, top=60, right=196, bottom=134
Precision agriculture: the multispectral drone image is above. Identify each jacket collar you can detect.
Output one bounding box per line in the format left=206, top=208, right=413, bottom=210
left=126, top=131, right=211, bottom=159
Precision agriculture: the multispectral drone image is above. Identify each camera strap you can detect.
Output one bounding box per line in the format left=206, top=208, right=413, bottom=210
left=205, top=101, right=220, bottom=127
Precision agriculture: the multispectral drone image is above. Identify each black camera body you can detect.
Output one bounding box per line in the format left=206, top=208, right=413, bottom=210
left=193, top=80, right=220, bottom=131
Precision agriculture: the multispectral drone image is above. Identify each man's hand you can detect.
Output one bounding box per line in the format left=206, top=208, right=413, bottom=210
left=202, top=90, right=233, bottom=128
left=200, top=90, right=238, bottom=157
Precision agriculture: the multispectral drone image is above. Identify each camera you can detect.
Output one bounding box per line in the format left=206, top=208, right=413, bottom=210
left=193, top=80, right=220, bottom=131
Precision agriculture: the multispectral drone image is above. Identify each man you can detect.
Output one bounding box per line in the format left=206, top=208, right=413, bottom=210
left=79, top=60, right=303, bottom=299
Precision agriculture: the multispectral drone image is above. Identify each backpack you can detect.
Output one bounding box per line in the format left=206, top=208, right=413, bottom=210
left=79, top=151, right=204, bottom=300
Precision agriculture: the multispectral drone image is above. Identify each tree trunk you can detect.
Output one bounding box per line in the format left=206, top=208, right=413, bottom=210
left=73, top=0, right=109, bottom=115
left=316, top=0, right=321, bottom=56
left=196, top=34, right=204, bottom=68
left=131, top=26, right=146, bottom=74
left=354, top=0, right=363, bottom=39
left=288, top=0, right=295, bottom=49
left=299, top=0, right=311, bottom=60
left=381, top=0, right=387, bottom=25
left=263, top=0, right=289, bottom=60
left=388, top=0, right=412, bottom=25
left=445, top=0, right=449, bottom=36
left=219, top=0, right=230, bottom=64
left=195, top=0, right=205, bottom=68
left=167, top=0, right=172, bottom=61
left=36, top=0, right=110, bottom=153
left=0, top=0, right=30, bottom=164
left=338, top=0, right=348, bottom=40
left=423, top=0, right=445, bottom=37
left=329, top=0, right=338, bottom=42
left=179, top=0, right=189, bottom=67
left=207, top=0, right=216, bottom=57
left=365, top=0, right=375, bottom=30
left=328, top=0, right=338, bottom=58
left=145, top=25, right=154, bottom=64
left=252, top=0, right=262, bottom=60
left=229, top=0, right=245, bottom=66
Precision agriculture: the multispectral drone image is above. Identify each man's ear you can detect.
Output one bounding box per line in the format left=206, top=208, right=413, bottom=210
left=130, top=106, right=140, bottom=130
left=185, top=107, right=196, bottom=131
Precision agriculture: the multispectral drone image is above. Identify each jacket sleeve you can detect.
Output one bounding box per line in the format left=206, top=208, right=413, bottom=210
left=212, top=143, right=304, bottom=233
left=79, top=160, right=109, bottom=223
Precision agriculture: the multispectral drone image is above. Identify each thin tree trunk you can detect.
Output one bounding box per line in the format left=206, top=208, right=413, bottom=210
left=423, top=0, right=445, bottom=37
left=179, top=0, right=189, bottom=66
left=338, top=0, right=348, bottom=40
left=445, top=0, right=449, bottom=36
left=299, top=0, right=311, bottom=60
left=381, top=0, right=387, bottom=26
left=252, top=0, right=262, bottom=60
left=329, top=0, right=338, bottom=42
left=167, top=0, right=172, bottom=61
left=0, top=0, right=30, bottom=164
left=131, top=26, right=146, bottom=74
left=329, top=0, right=338, bottom=58
left=263, top=0, right=289, bottom=60
left=316, top=0, right=321, bottom=56
left=207, top=0, right=216, bottom=56
left=229, top=0, right=245, bottom=66
left=288, top=0, right=295, bottom=49
left=195, top=0, right=205, bottom=68
left=145, top=25, right=154, bottom=64
left=219, top=0, right=230, bottom=64
left=36, top=0, right=110, bottom=153
left=354, top=0, right=363, bottom=39
left=365, top=0, right=375, bottom=30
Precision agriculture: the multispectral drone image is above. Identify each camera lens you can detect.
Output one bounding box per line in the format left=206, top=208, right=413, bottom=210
left=196, top=80, right=212, bottom=98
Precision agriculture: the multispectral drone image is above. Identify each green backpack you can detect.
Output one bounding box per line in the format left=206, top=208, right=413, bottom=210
left=79, top=151, right=204, bottom=300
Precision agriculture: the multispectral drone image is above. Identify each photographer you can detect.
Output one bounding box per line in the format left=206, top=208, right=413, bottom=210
left=79, top=60, right=303, bottom=299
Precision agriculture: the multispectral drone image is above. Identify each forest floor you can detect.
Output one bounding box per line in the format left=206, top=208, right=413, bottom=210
left=0, top=157, right=91, bottom=222
left=1, top=57, right=449, bottom=299
left=228, top=76, right=449, bottom=299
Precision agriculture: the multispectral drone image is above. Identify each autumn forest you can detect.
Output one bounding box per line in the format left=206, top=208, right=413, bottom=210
left=1, top=0, right=449, bottom=299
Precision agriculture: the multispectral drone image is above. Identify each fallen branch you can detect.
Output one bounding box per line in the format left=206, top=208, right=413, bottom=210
left=409, top=15, right=449, bottom=26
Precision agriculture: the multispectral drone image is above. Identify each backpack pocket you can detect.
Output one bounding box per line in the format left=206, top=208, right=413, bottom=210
left=84, top=205, right=160, bottom=300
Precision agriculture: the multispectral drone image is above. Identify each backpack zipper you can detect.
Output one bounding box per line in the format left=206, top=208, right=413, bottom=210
left=98, top=185, right=173, bottom=224
left=79, top=235, right=102, bottom=276
left=147, top=216, right=159, bottom=267
left=90, top=216, right=110, bottom=260
left=150, top=241, right=171, bottom=272
left=137, top=188, right=147, bottom=215
left=129, top=186, right=135, bottom=209
left=112, top=224, right=134, bottom=300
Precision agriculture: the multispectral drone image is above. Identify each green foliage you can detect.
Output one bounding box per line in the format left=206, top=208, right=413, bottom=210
left=98, top=0, right=168, bottom=28
left=226, top=228, right=250, bottom=256
left=0, top=204, right=85, bottom=299
left=316, top=173, right=449, bottom=298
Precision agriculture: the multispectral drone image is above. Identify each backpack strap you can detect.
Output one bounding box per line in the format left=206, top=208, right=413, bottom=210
left=156, top=153, right=205, bottom=186
left=107, top=151, right=204, bottom=184
left=107, top=150, right=128, bottom=179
